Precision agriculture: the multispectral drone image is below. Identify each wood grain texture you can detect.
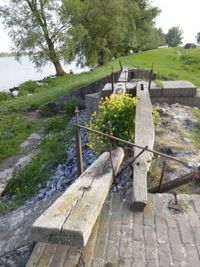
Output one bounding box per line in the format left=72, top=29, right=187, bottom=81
left=132, top=82, right=155, bottom=211
left=31, top=148, right=124, bottom=247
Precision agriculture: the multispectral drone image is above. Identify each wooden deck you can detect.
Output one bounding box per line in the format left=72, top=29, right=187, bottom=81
left=27, top=191, right=200, bottom=267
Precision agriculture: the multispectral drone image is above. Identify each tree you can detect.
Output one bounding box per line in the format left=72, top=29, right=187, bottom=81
left=196, top=32, right=200, bottom=44
left=165, top=27, right=183, bottom=47
left=63, top=0, right=160, bottom=66
left=0, top=0, right=69, bottom=76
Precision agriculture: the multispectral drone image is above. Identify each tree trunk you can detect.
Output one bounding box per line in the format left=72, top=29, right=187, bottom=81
left=47, top=42, right=66, bottom=76
left=52, top=59, right=66, bottom=77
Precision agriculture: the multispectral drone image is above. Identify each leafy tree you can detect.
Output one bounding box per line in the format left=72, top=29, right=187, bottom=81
left=196, top=32, right=200, bottom=44
left=63, top=0, right=160, bottom=66
left=0, top=0, right=69, bottom=76
left=165, top=27, right=183, bottom=47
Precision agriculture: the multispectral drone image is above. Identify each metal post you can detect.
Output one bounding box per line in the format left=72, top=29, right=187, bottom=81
left=111, top=67, right=114, bottom=93
left=109, top=125, right=118, bottom=192
left=148, top=63, right=154, bottom=91
left=119, top=60, right=123, bottom=71
left=158, top=160, right=167, bottom=193
left=75, top=107, right=83, bottom=176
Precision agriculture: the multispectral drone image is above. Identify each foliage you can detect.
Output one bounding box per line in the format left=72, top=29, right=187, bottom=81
left=0, top=115, right=36, bottom=161
left=0, top=0, right=67, bottom=76
left=196, top=32, right=200, bottom=44
left=45, top=116, right=68, bottom=133
left=38, top=104, right=56, bottom=118
left=0, top=92, right=14, bottom=101
left=88, top=94, right=137, bottom=154
left=63, top=0, right=160, bottom=66
left=64, top=97, right=80, bottom=115
left=19, top=80, right=37, bottom=96
left=166, top=27, right=183, bottom=47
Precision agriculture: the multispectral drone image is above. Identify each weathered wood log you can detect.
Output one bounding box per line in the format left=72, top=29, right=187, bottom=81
left=132, top=82, right=155, bottom=211
left=149, top=170, right=200, bottom=193
left=31, top=147, right=124, bottom=247
left=118, top=67, right=129, bottom=82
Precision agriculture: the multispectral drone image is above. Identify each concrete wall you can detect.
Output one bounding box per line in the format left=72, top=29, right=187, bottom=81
left=47, top=72, right=121, bottom=112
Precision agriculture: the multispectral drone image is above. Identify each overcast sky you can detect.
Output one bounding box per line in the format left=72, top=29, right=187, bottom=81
left=0, top=0, right=200, bottom=52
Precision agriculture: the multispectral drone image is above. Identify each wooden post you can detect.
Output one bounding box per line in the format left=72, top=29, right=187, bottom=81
left=149, top=170, right=200, bottom=193
left=75, top=107, right=83, bottom=176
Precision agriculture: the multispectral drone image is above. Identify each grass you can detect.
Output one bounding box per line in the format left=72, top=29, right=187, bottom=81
left=0, top=115, right=73, bottom=213
left=192, top=108, right=200, bottom=149
left=0, top=115, right=37, bottom=161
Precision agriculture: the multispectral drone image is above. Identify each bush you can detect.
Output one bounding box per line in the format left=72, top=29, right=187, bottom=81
left=19, top=80, right=37, bottom=96
left=64, top=97, right=80, bottom=115
left=45, top=116, right=68, bottom=133
left=38, top=104, right=56, bottom=117
left=0, top=92, right=14, bottom=101
left=88, top=94, right=137, bottom=154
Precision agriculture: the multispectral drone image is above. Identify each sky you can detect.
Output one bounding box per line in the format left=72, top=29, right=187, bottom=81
left=0, top=0, right=200, bottom=52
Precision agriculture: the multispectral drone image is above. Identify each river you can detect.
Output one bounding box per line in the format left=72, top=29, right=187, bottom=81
left=0, top=55, right=89, bottom=92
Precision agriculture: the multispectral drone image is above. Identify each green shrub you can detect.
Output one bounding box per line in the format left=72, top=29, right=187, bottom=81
left=45, top=116, right=68, bottom=133
left=64, top=97, right=80, bottom=115
left=88, top=94, right=137, bottom=154
left=38, top=104, right=56, bottom=117
left=19, top=80, right=37, bottom=96
left=0, top=92, right=14, bottom=101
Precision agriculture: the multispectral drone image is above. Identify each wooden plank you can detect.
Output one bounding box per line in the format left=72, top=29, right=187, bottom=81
left=118, top=67, right=129, bottom=82
left=132, top=82, right=155, bottom=211
left=31, top=148, right=124, bottom=247
left=149, top=171, right=200, bottom=193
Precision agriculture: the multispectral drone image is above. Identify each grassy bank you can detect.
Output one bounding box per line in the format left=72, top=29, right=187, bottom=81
left=0, top=115, right=73, bottom=213
left=1, top=47, right=200, bottom=114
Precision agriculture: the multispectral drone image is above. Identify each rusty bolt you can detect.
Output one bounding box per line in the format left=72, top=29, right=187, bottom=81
left=173, top=191, right=178, bottom=205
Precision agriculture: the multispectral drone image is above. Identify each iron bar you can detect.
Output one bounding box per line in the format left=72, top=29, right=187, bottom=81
left=148, top=63, right=154, bottom=91
left=119, top=60, right=123, bottom=71
left=74, top=123, right=190, bottom=166
left=109, top=125, right=118, bottom=191
left=75, top=108, right=84, bottom=176
left=173, top=191, right=178, bottom=205
left=111, top=67, right=114, bottom=93
left=158, top=160, right=167, bottom=193
left=116, top=146, right=148, bottom=178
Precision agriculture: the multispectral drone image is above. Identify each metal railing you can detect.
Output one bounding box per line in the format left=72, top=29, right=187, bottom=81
left=74, top=107, right=200, bottom=193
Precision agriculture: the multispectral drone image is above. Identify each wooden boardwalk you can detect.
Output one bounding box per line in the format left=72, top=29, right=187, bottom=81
left=27, top=191, right=200, bottom=267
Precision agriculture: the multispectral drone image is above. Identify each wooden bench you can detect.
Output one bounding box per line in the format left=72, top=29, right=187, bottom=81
left=31, top=147, right=124, bottom=248
left=132, top=82, right=155, bottom=211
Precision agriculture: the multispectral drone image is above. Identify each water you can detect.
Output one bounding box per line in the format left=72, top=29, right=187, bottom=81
left=0, top=55, right=89, bottom=92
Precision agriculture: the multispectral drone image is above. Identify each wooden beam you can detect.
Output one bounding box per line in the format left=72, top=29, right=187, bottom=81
left=149, top=170, right=200, bottom=193
left=31, top=148, right=124, bottom=247
left=132, top=82, right=155, bottom=211
left=118, top=67, right=129, bottom=82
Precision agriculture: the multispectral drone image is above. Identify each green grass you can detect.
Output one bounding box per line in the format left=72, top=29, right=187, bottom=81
left=0, top=115, right=37, bottom=161
left=0, top=115, right=73, bottom=213
left=192, top=108, right=200, bottom=149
